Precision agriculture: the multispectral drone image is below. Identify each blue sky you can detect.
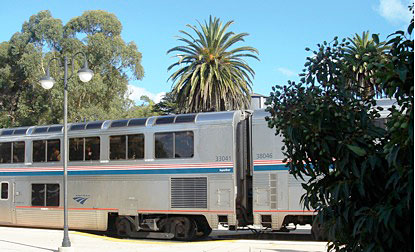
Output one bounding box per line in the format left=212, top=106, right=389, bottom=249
left=0, top=0, right=412, bottom=103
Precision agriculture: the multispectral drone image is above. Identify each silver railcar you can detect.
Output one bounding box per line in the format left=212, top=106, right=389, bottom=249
left=0, top=110, right=314, bottom=240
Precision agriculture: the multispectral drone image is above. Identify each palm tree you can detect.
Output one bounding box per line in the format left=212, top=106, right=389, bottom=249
left=167, top=16, right=259, bottom=113
left=344, top=31, right=388, bottom=98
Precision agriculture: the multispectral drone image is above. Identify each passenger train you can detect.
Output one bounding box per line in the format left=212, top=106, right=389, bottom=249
left=0, top=110, right=316, bottom=240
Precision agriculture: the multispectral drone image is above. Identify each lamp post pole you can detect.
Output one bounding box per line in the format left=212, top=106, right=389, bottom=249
left=62, top=56, right=70, bottom=247
left=40, top=53, right=94, bottom=251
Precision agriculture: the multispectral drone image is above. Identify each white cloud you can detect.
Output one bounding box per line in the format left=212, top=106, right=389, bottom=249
left=277, top=67, right=296, bottom=77
left=128, top=85, right=166, bottom=104
left=375, top=0, right=412, bottom=24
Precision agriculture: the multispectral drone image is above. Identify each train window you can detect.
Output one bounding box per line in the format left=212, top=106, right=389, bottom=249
left=175, top=132, right=194, bottom=158
left=13, top=141, right=25, bottom=163
left=33, top=127, right=48, bottom=134
left=70, top=124, right=86, bottom=131
left=0, top=142, right=25, bottom=163
left=155, top=133, right=174, bottom=158
left=69, top=138, right=83, bottom=161
left=110, top=135, right=126, bottom=160
left=47, top=139, right=61, bottom=162
left=86, top=121, right=103, bottom=130
left=1, top=182, right=8, bottom=200
left=128, top=118, right=147, bottom=127
left=69, top=137, right=100, bottom=161
left=155, top=131, right=194, bottom=159
left=175, top=114, right=196, bottom=123
left=46, top=184, right=60, bottom=206
left=33, top=139, right=60, bottom=163
left=85, top=137, right=100, bottom=160
left=128, top=134, right=144, bottom=160
left=13, top=128, right=28, bottom=135
left=48, top=126, right=63, bottom=133
left=33, top=140, right=46, bottom=162
left=0, top=142, right=11, bottom=163
left=1, top=130, right=13, bottom=136
left=31, top=184, right=45, bottom=206
left=155, top=116, right=175, bottom=125
left=31, top=184, right=60, bottom=207
left=111, top=119, right=128, bottom=128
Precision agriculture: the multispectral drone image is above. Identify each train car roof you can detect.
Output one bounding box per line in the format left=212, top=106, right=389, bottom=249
left=0, top=110, right=242, bottom=137
left=252, top=98, right=398, bottom=121
left=252, top=109, right=269, bottom=121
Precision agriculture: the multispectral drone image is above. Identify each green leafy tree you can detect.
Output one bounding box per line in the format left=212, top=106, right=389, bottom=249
left=127, top=95, right=160, bottom=118
left=0, top=10, right=144, bottom=127
left=265, top=16, right=413, bottom=252
left=167, top=16, right=259, bottom=113
left=152, top=91, right=179, bottom=115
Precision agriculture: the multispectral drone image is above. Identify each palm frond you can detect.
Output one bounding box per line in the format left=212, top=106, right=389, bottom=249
left=167, top=16, right=259, bottom=112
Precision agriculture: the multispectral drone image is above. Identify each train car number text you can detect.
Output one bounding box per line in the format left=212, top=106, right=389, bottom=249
left=216, top=155, right=231, bottom=162
left=256, top=153, right=273, bottom=159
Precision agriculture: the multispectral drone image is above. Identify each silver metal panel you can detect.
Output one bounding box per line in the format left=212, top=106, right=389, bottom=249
left=170, top=177, right=207, bottom=208
left=253, top=173, right=269, bottom=207
left=15, top=209, right=107, bottom=230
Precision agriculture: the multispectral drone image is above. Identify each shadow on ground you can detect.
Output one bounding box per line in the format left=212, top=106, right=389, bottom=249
left=0, top=239, right=57, bottom=252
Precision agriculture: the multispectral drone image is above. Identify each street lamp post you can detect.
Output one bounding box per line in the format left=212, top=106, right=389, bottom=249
left=40, top=52, right=93, bottom=251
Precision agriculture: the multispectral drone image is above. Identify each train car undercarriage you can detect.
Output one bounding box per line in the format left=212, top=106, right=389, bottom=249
left=112, top=214, right=212, bottom=240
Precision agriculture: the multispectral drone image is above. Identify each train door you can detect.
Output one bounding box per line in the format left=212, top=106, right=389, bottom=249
left=235, top=112, right=253, bottom=226
left=0, top=180, right=14, bottom=224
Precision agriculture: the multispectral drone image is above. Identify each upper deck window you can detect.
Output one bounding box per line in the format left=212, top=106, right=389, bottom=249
left=110, top=120, right=129, bottom=128
left=69, top=137, right=100, bottom=161
left=86, top=122, right=103, bottom=130
left=33, top=139, right=60, bottom=163
left=48, top=126, right=63, bottom=133
left=155, top=131, right=194, bottom=159
left=33, top=127, right=48, bottom=134
left=128, top=118, right=147, bottom=127
left=155, top=116, right=175, bottom=125
left=175, top=114, right=196, bottom=123
left=70, top=124, right=86, bottom=131
left=13, top=128, right=28, bottom=135
left=110, top=134, right=144, bottom=160
left=0, top=141, right=25, bottom=164
left=0, top=142, right=11, bottom=163
left=1, top=130, right=14, bottom=136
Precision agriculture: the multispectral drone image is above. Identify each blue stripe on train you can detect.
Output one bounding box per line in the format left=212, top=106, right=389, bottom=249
left=0, top=164, right=290, bottom=177
left=0, top=167, right=234, bottom=176
left=253, top=164, right=289, bottom=171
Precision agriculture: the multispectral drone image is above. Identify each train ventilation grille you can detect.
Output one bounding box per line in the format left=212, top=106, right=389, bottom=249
left=171, top=177, right=207, bottom=208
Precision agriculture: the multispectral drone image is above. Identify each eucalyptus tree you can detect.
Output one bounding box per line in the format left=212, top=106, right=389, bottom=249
left=0, top=10, right=144, bottom=127
left=167, top=16, right=259, bottom=113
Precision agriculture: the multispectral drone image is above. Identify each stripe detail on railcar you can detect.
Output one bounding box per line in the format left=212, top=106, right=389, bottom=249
left=0, top=162, right=234, bottom=176
left=253, top=160, right=288, bottom=171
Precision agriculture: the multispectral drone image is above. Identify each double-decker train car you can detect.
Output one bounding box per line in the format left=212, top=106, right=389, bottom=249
left=251, top=110, right=314, bottom=231
left=0, top=110, right=314, bottom=240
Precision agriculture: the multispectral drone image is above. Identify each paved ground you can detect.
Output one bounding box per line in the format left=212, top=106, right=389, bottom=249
left=0, top=226, right=328, bottom=252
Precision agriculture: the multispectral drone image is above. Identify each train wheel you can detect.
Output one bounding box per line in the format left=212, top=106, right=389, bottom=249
left=167, top=217, right=197, bottom=241
left=115, top=217, right=133, bottom=238
left=193, top=216, right=212, bottom=239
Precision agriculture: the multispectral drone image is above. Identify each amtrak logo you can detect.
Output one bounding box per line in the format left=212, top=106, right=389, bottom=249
left=73, top=195, right=90, bottom=205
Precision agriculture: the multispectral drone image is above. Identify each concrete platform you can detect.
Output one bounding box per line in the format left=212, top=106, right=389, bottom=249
left=0, top=226, right=327, bottom=252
